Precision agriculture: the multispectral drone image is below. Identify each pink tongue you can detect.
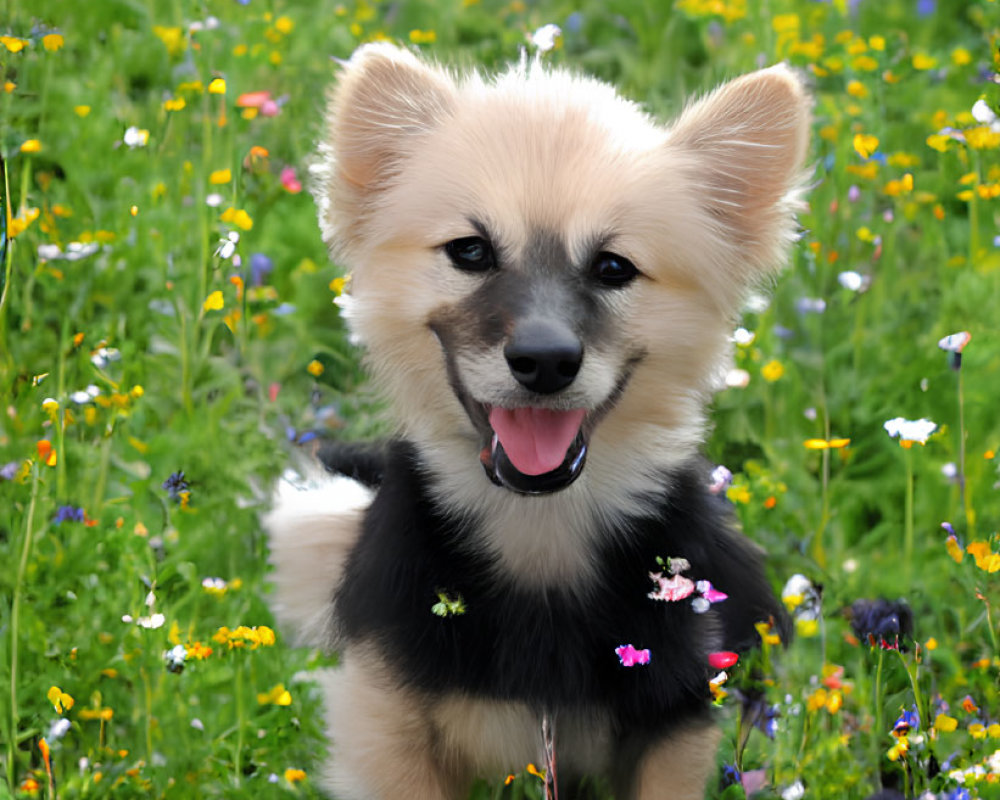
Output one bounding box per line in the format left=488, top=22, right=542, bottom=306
left=488, top=407, right=586, bottom=476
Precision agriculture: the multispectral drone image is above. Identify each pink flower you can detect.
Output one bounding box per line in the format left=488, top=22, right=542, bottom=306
left=280, top=166, right=302, bottom=193
left=615, top=644, right=651, bottom=667
left=696, top=580, right=729, bottom=604
left=708, top=651, right=739, bottom=669
left=647, top=572, right=695, bottom=602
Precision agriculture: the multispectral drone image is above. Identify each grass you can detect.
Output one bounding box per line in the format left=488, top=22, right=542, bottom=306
left=1, top=0, right=999, bottom=798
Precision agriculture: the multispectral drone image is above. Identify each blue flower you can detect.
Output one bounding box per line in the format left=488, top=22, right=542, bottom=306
left=54, top=505, right=84, bottom=524
left=162, top=471, right=190, bottom=501
left=893, top=706, right=920, bottom=734
left=250, top=252, right=274, bottom=286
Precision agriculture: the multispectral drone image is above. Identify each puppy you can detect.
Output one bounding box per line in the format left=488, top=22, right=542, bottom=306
left=266, top=43, right=810, bottom=800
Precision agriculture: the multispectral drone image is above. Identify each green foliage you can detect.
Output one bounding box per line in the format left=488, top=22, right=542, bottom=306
left=1, top=0, right=999, bottom=797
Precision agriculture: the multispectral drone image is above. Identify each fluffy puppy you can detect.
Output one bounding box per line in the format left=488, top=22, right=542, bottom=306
left=266, top=43, right=810, bottom=800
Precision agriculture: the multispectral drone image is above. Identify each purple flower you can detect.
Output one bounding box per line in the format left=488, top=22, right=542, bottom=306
left=162, top=471, right=190, bottom=501
left=0, top=461, right=18, bottom=481
left=54, top=505, right=85, bottom=524
left=250, top=252, right=274, bottom=286
left=893, top=706, right=920, bottom=734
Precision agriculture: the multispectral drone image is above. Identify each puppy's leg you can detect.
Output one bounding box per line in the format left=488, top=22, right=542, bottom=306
left=262, top=473, right=372, bottom=646
left=319, top=644, right=462, bottom=800
left=634, top=721, right=721, bottom=800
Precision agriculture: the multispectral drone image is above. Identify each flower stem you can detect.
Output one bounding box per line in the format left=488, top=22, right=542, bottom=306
left=9, top=464, right=41, bottom=792
left=872, top=647, right=886, bottom=793
left=904, top=448, right=914, bottom=574
left=234, top=658, right=245, bottom=783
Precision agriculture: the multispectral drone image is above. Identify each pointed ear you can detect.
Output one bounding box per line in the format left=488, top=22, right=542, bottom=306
left=668, top=64, right=811, bottom=273
left=317, top=43, right=456, bottom=255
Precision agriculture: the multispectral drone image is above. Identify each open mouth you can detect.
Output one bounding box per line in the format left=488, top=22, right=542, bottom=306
left=478, top=407, right=588, bottom=495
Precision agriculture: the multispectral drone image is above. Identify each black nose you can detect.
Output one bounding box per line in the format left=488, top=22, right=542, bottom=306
left=504, top=318, right=583, bottom=394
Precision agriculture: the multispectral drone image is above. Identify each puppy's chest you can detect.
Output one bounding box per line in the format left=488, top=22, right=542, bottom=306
left=335, top=487, right=718, bottom=730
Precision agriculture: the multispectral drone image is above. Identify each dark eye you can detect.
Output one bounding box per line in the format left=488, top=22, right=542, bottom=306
left=445, top=236, right=496, bottom=272
left=590, top=251, right=639, bottom=288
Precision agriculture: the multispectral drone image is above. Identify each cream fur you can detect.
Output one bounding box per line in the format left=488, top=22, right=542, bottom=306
left=267, top=42, right=811, bottom=799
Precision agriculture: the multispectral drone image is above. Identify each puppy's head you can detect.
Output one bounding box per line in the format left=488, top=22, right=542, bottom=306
left=316, top=44, right=810, bottom=499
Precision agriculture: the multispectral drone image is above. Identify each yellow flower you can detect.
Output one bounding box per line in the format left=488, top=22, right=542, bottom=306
left=924, top=637, right=937, bottom=650
left=74, top=105, right=91, bottom=117
left=307, top=359, right=325, bottom=377
left=220, top=207, right=253, bottom=231
left=853, top=133, right=879, bottom=160
left=846, top=80, right=868, bottom=99
left=257, top=683, right=293, bottom=706
left=42, top=33, right=64, bottom=51
left=78, top=707, right=114, bottom=721
left=4, top=80, right=14, bottom=92
left=203, top=291, right=224, bottom=312
left=152, top=25, right=185, bottom=56
left=796, top=618, right=819, bottom=638
left=852, top=55, right=878, bottom=72
left=0, top=35, right=29, bottom=52
left=804, top=438, right=850, bottom=450
left=726, top=485, right=751, bottom=504
left=807, top=687, right=828, bottom=712
left=9, top=207, right=40, bottom=238
left=952, top=47, right=972, bottom=66
left=47, top=686, right=74, bottom=714
left=966, top=126, right=1000, bottom=150
left=761, top=360, right=784, bottom=382
left=409, top=29, right=437, bottom=44
left=966, top=541, right=1000, bottom=572
left=284, top=768, right=307, bottom=783
left=208, top=77, right=226, bottom=94
left=887, top=737, right=909, bottom=761
left=933, top=713, right=958, bottom=733
left=275, top=16, right=294, bottom=34
left=209, top=168, right=232, bottom=185
left=912, top=53, right=937, bottom=70
left=945, top=536, right=963, bottom=564
left=869, top=35, right=885, bottom=51
left=20, top=139, right=42, bottom=154
left=755, top=620, right=781, bottom=646
left=162, top=97, right=186, bottom=112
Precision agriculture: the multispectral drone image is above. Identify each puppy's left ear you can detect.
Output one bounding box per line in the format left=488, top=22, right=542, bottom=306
left=668, top=65, right=811, bottom=276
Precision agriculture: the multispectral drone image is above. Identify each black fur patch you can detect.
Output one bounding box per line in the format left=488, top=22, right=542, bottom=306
left=334, top=441, right=785, bottom=746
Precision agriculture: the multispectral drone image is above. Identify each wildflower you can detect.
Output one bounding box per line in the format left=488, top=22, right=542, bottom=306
left=202, top=577, right=227, bottom=595
left=123, top=126, right=149, bottom=148
left=854, top=133, right=879, bottom=159
left=47, top=686, right=74, bottom=714
left=795, top=297, right=826, bottom=313
left=236, top=91, right=282, bottom=117
left=724, top=368, right=750, bottom=388
left=761, top=360, right=784, bottom=382
left=162, top=471, right=190, bottom=501
left=208, top=77, right=226, bottom=94
left=883, top=417, right=937, bottom=447
left=219, top=206, right=253, bottom=230
left=213, top=625, right=276, bottom=649
left=431, top=591, right=466, bottom=617
left=408, top=29, right=436, bottom=45
left=615, top=644, right=650, bottom=667
left=164, top=644, right=187, bottom=673
left=849, top=598, right=913, bottom=649
left=530, top=23, right=561, bottom=53
left=280, top=165, right=302, bottom=193
left=257, top=683, right=293, bottom=705
left=934, top=713, right=959, bottom=733
left=782, top=573, right=821, bottom=624
left=803, top=437, right=850, bottom=450
left=708, top=651, right=738, bottom=669
left=48, top=718, right=71, bottom=741
left=894, top=707, right=920, bottom=734
left=838, top=270, right=870, bottom=291
left=709, top=670, right=729, bottom=702
left=938, top=331, right=971, bottom=370
left=307, top=359, right=324, bottom=377
left=708, top=465, right=732, bottom=494
left=755, top=619, right=781, bottom=646
left=250, top=253, right=274, bottom=285
left=54, top=506, right=85, bottom=524
left=945, top=531, right=964, bottom=564
left=0, top=35, right=29, bottom=52
left=20, top=139, right=42, bottom=154
left=0, top=461, right=19, bottom=481
left=966, top=542, right=1000, bottom=573
left=215, top=231, right=239, bottom=259
left=647, top=571, right=694, bottom=602
left=203, top=290, right=225, bottom=311
left=185, top=641, right=213, bottom=660
left=781, top=781, right=805, bottom=800
left=284, top=768, right=306, bottom=783
left=209, top=168, right=232, bottom=185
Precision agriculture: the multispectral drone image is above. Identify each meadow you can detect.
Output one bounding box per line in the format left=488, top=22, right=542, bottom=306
left=1, top=0, right=999, bottom=797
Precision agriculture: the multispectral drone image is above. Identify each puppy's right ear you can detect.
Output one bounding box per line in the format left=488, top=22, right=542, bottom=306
left=317, top=44, right=455, bottom=256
